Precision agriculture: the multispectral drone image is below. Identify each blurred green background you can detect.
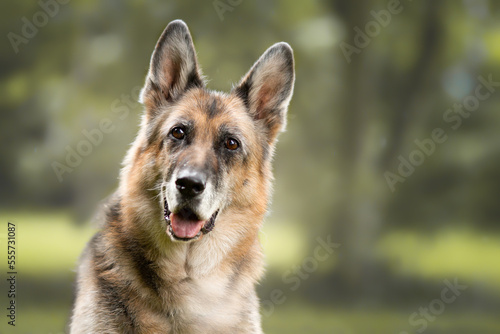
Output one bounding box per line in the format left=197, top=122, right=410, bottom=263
left=1, top=0, right=500, bottom=333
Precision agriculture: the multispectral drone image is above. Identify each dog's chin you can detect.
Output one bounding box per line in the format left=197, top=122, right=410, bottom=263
left=163, top=199, right=219, bottom=243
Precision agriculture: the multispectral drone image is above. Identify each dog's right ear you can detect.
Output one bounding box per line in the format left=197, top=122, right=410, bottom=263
left=140, top=20, right=204, bottom=114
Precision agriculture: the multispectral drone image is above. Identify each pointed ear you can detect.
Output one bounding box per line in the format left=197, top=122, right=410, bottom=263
left=140, top=20, right=204, bottom=114
left=233, top=42, right=295, bottom=144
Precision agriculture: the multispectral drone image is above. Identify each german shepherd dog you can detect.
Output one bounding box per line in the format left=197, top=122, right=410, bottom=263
left=70, top=20, right=294, bottom=333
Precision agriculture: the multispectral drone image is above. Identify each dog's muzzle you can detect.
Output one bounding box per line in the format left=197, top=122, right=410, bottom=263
left=162, top=168, right=219, bottom=241
left=163, top=198, right=219, bottom=242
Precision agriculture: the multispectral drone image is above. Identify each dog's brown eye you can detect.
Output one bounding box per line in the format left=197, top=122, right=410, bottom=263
left=171, top=127, right=185, bottom=140
left=225, top=138, right=239, bottom=150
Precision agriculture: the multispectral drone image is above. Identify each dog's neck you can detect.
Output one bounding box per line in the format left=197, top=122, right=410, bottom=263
left=114, top=186, right=264, bottom=280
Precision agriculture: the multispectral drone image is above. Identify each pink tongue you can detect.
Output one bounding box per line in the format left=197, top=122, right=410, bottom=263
left=170, top=213, right=205, bottom=239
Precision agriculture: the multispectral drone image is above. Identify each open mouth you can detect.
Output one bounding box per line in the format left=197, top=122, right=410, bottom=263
left=164, top=199, right=218, bottom=242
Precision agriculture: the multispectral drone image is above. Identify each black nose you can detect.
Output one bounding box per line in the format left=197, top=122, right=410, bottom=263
left=175, top=170, right=206, bottom=198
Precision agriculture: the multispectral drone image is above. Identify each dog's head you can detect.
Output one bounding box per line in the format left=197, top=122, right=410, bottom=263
left=136, top=20, right=294, bottom=242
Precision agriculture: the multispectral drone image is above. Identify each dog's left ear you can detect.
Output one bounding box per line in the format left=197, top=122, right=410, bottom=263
left=233, top=42, right=295, bottom=144
left=140, top=20, right=204, bottom=114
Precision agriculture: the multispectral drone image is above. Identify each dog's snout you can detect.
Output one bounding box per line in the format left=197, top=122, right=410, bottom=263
left=175, top=170, right=206, bottom=198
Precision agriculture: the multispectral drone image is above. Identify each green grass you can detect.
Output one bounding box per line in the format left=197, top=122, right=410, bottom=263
left=376, top=228, right=500, bottom=293
left=6, top=305, right=71, bottom=334
left=263, top=304, right=500, bottom=334
left=0, top=211, right=97, bottom=278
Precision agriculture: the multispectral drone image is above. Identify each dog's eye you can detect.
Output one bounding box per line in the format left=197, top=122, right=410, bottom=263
left=225, top=138, right=239, bottom=150
left=171, top=127, right=185, bottom=140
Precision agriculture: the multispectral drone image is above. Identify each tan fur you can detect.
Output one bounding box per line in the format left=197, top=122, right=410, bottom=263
left=70, top=20, right=294, bottom=334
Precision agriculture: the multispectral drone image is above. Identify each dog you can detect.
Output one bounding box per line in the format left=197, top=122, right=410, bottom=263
left=70, top=19, right=294, bottom=334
